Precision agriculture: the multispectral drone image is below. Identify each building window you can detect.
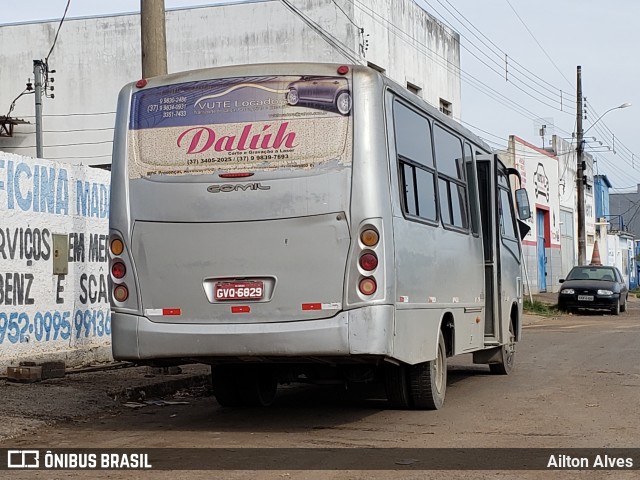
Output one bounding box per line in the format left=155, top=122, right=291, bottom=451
left=439, top=98, right=452, bottom=117
left=406, top=82, right=421, bottom=96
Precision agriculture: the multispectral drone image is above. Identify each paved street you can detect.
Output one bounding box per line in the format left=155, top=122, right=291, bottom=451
left=1, top=299, right=639, bottom=479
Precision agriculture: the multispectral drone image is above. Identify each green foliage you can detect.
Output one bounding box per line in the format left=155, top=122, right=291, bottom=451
left=523, top=299, right=560, bottom=316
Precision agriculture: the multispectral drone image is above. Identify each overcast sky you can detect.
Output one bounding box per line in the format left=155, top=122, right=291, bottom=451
left=2, top=0, right=638, bottom=189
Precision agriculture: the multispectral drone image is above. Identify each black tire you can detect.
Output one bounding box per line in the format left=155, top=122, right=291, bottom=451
left=612, top=298, right=621, bottom=316
left=237, top=367, right=278, bottom=407
left=211, top=366, right=243, bottom=407
left=620, top=295, right=627, bottom=313
left=489, top=320, right=516, bottom=375
left=407, top=332, right=447, bottom=410
left=383, top=364, right=411, bottom=409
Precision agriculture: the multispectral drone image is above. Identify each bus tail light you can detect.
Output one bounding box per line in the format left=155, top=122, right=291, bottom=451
left=350, top=221, right=383, bottom=303
left=113, top=284, right=129, bottom=302
left=359, top=277, right=377, bottom=296
left=360, top=229, right=379, bottom=247
left=110, top=238, right=124, bottom=256
left=111, top=262, right=126, bottom=279
left=359, top=252, right=378, bottom=271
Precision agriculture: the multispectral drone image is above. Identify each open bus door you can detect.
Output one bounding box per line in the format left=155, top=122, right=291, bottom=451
left=474, top=154, right=530, bottom=373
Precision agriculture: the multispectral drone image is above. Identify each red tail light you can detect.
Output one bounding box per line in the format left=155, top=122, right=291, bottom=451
left=113, top=284, right=129, bottom=302
left=111, top=262, right=126, bottom=279
left=359, top=253, right=378, bottom=271
left=359, top=277, right=377, bottom=296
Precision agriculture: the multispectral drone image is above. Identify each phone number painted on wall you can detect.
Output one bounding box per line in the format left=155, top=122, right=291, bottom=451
left=0, top=309, right=110, bottom=345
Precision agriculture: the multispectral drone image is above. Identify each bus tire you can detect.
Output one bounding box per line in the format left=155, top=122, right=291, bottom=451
left=237, top=367, right=278, bottom=407
left=383, top=364, right=411, bottom=409
left=212, top=366, right=243, bottom=407
left=489, top=320, right=516, bottom=375
left=408, top=332, right=447, bottom=410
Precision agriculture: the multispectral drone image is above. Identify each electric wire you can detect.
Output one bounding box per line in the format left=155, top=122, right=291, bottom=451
left=503, top=0, right=573, bottom=87
left=426, top=0, right=576, bottom=100
left=279, top=0, right=362, bottom=64
left=45, top=0, right=71, bottom=63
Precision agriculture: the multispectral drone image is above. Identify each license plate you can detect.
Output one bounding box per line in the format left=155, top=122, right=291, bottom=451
left=214, top=281, right=264, bottom=301
left=577, top=295, right=594, bottom=301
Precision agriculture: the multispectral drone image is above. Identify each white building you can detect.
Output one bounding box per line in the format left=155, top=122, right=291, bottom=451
left=0, top=0, right=461, bottom=165
left=504, top=135, right=596, bottom=293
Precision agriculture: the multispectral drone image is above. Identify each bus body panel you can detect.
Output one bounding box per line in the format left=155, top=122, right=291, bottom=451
left=128, top=169, right=351, bottom=223
left=131, top=213, right=350, bottom=323
left=111, top=305, right=395, bottom=361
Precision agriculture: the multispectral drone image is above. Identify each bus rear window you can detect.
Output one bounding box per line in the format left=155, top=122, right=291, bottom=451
left=127, top=75, right=352, bottom=178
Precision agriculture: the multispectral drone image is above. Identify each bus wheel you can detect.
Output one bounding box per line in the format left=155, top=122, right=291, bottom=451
left=408, top=332, right=447, bottom=410
left=211, top=366, right=243, bottom=407
left=383, top=364, right=411, bottom=409
left=489, top=321, right=516, bottom=375
left=238, top=367, right=278, bottom=407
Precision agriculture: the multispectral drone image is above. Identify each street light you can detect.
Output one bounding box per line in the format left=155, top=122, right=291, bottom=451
left=576, top=92, right=631, bottom=265
left=583, top=102, right=632, bottom=135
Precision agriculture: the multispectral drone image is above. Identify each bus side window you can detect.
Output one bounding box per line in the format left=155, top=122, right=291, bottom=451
left=499, top=186, right=520, bottom=258
left=393, top=101, right=437, bottom=222
left=433, top=125, right=469, bottom=231
left=464, top=143, right=480, bottom=235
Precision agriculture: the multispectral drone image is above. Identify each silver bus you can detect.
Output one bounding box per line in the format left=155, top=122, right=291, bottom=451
left=109, top=63, right=531, bottom=410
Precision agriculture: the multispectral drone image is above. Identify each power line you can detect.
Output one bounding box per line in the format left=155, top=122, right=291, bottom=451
left=503, top=0, right=573, bottom=87
left=424, top=0, right=576, bottom=102
left=45, top=0, right=71, bottom=63
left=4, top=89, right=34, bottom=118
left=331, top=0, right=362, bottom=30
left=280, top=0, right=362, bottom=64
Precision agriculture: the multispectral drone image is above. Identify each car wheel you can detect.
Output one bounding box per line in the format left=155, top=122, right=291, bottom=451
left=620, top=295, right=627, bottom=313
left=612, top=299, right=621, bottom=316
left=335, top=91, right=352, bottom=115
left=286, top=88, right=299, bottom=106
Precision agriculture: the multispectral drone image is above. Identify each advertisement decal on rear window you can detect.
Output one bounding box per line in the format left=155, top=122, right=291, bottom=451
left=127, top=75, right=352, bottom=178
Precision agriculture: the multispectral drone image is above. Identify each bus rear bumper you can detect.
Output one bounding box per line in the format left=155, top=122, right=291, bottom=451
left=111, top=305, right=394, bottom=362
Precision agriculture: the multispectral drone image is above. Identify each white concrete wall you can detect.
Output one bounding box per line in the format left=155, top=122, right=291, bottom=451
left=0, top=0, right=460, bottom=165
left=552, top=135, right=596, bottom=265
left=0, top=152, right=111, bottom=372
left=506, top=136, right=561, bottom=293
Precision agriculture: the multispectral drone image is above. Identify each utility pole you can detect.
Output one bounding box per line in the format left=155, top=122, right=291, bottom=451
left=33, top=60, right=46, bottom=158
left=140, top=0, right=168, bottom=78
left=576, top=66, right=586, bottom=265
